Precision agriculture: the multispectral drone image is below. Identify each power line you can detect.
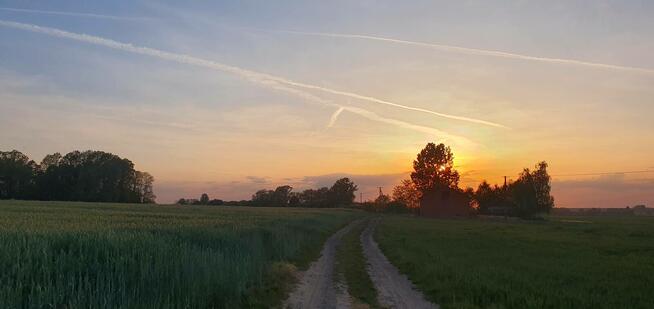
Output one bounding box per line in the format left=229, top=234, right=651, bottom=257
left=466, top=170, right=654, bottom=182
left=551, top=170, right=654, bottom=177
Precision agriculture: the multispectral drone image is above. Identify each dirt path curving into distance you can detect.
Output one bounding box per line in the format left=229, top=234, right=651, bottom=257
left=361, top=218, right=439, bottom=309
left=284, top=220, right=361, bottom=309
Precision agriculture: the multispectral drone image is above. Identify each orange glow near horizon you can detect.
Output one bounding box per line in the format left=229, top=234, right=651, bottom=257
left=1, top=2, right=652, bottom=207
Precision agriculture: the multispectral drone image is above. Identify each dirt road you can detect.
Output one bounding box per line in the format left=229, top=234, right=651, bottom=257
left=284, top=220, right=359, bottom=309
left=361, top=218, right=439, bottom=309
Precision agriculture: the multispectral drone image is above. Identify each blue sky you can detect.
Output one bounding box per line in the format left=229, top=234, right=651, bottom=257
left=1, top=1, right=653, bottom=206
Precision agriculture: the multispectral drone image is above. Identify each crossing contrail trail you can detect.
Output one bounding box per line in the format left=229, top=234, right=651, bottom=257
left=327, top=107, right=345, bottom=128
left=262, top=78, right=473, bottom=145
left=277, top=30, right=654, bottom=75
left=0, top=7, right=150, bottom=21
left=0, top=20, right=506, bottom=129
left=340, top=106, right=473, bottom=145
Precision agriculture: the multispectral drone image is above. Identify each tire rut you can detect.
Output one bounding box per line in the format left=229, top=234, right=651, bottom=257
left=284, top=220, right=361, bottom=309
left=361, top=218, right=438, bottom=309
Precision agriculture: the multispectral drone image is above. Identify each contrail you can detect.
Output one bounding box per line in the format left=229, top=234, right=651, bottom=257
left=0, top=20, right=506, bottom=129
left=341, top=106, right=473, bottom=146
left=278, top=30, right=654, bottom=75
left=263, top=78, right=472, bottom=145
left=327, top=107, right=345, bottom=127
left=0, top=7, right=150, bottom=21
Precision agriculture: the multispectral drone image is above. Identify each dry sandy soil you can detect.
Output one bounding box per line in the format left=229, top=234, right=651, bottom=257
left=361, top=218, right=438, bottom=309
left=284, top=220, right=358, bottom=309
left=285, top=217, right=438, bottom=309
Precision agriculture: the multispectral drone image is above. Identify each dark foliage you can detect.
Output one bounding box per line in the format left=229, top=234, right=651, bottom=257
left=0, top=150, right=155, bottom=203
left=475, top=161, right=554, bottom=217
left=411, top=143, right=460, bottom=192
left=389, top=142, right=554, bottom=218
left=250, top=177, right=358, bottom=208
left=0, top=150, right=37, bottom=199
left=176, top=195, right=224, bottom=206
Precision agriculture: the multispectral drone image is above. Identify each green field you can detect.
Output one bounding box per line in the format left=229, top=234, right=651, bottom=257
left=376, top=215, right=654, bottom=309
left=0, top=200, right=362, bottom=308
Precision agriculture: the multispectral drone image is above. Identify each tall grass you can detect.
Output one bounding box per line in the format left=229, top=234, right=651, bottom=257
left=0, top=200, right=361, bottom=308
left=376, top=215, right=654, bottom=309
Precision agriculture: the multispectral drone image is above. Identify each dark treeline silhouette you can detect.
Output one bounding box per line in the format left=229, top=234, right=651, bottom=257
left=474, top=161, right=554, bottom=217
left=0, top=150, right=155, bottom=203
left=252, top=178, right=358, bottom=207
left=177, top=193, right=225, bottom=206
left=177, top=178, right=358, bottom=208
left=377, top=142, right=554, bottom=218
left=176, top=194, right=251, bottom=206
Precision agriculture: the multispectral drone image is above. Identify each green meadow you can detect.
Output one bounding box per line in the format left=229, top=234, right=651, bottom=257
left=0, top=200, right=362, bottom=308
left=376, top=215, right=654, bottom=309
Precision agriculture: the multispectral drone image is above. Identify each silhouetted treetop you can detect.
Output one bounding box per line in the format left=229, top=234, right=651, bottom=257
left=0, top=149, right=155, bottom=203
left=411, top=143, right=460, bottom=192
left=249, top=177, right=358, bottom=208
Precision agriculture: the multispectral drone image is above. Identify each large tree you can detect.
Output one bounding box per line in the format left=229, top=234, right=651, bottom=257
left=0, top=150, right=37, bottom=199
left=329, top=177, right=358, bottom=206
left=200, top=193, right=210, bottom=205
left=511, top=161, right=554, bottom=216
left=410, top=143, right=460, bottom=193
left=134, top=171, right=156, bottom=204
left=532, top=161, right=555, bottom=212
left=252, top=185, right=294, bottom=207
left=272, top=185, right=293, bottom=206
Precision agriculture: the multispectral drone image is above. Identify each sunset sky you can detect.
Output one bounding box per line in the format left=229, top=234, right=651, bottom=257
left=1, top=1, right=653, bottom=207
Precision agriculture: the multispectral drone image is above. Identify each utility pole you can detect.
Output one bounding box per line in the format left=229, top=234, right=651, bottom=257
left=360, top=192, right=363, bottom=203
left=503, top=176, right=507, bottom=188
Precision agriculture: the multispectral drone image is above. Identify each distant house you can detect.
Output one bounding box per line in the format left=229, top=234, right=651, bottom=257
left=420, top=189, right=473, bottom=217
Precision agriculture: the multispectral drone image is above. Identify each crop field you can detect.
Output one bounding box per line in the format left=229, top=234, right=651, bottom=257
left=376, top=215, right=654, bottom=309
left=0, top=200, right=362, bottom=308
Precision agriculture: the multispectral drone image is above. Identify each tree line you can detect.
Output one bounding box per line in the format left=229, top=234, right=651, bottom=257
left=175, top=143, right=553, bottom=218
left=252, top=178, right=358, bottom=207
left=177, top=178, right=358, bottom=208
left=0, top=150, right=155, bottom=203
left=373, top=142, right=554, bottom=218
left=177, top=193, right=228, bottom=206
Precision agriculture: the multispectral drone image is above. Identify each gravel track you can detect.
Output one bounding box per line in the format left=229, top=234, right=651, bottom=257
left=284, top=220, right=360, bottom=309
left=361, top=218, right=439, bottom=309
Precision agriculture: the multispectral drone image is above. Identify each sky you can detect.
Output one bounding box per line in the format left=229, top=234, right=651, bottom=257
left=1, top=0, right=653, bottom=207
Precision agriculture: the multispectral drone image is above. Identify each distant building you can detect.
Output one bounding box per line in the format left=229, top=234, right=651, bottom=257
left=420, top=189, right=473, bottom=218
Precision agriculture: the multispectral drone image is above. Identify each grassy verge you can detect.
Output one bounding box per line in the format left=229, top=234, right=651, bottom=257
left=376, top=215, right=654, bottom=309
left=0, top=200, right=363, bottom=308
left=336, top=219, right=380, bottom=308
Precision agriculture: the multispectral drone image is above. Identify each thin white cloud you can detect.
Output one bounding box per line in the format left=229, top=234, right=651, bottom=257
left=0, top=20, right=505, bottom=129
left=261, top=80, right=473, bottom=145
left=341, top=106, right=473, bottom=146
left=327, top=107, right=345, bottom=128
left=0, top=7, right=150, bottom=21
left=277, top=30, right=654, bottom=75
